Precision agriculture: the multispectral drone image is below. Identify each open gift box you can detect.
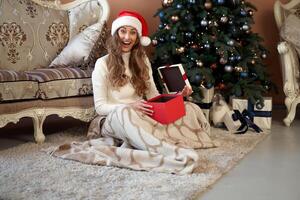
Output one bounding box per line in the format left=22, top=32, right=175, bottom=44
left=147, top=94, right=185, bottom=124
left=157, top=63, right=191, bottom=94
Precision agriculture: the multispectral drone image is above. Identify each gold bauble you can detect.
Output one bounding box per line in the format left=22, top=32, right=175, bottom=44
left=204, top=0, right=212, bottom=10
left=196, top=60, right=203, bottom=67
left=176, top=47, right=185, bottom=54
left=234, top=66, right=243, bottom=72
left=171, top=15, right=179, bottom=22
left=162, top=0, right=173, bottom=7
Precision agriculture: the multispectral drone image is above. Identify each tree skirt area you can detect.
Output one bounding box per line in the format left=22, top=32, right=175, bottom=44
left=0, top=126, right=269, bottom=200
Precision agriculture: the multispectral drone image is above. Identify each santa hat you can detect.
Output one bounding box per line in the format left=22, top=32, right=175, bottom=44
left=111, top=10, right=151, bottom=46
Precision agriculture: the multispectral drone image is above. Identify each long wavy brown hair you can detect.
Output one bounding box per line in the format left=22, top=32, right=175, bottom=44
left=106, top=33, right=150, bottom=97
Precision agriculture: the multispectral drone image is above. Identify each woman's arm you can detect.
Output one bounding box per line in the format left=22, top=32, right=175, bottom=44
left=92, top=58, right=123, bottom=115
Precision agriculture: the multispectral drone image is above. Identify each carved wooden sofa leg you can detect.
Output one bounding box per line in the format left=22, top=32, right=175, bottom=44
left=32, top=109, right=46, bottom=144
left=283, top=96, right=300, bottom=126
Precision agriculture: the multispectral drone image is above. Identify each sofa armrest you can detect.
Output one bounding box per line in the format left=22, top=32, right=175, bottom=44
left=277, top=41, right=300, bottom=98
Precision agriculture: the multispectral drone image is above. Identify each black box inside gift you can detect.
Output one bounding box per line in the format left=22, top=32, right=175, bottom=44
left=157, top=64, right=191, bottom=94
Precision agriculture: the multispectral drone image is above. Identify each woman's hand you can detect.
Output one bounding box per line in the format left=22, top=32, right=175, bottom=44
left=128, top=100, right=154, bottom=116
left=178, top=85, right=193, bottom=97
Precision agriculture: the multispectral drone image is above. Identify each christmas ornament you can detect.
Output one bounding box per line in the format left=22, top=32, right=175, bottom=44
left=188, top=0, right=196, bottom=4
left=228, top=56, right=235, bottom=62
left=204, top=0, right=213, bottom=10
left=214, top=0, right=225, bottom=5
left=224, top=65, right=233, bottom=72
left=206, top=82, right=214, bottom=89
left=176, top=4, right=183, bottom=9
left=162, top=0, right=173, bottom=7
left=191, top=44, right=198, bottom=49
left=248, top=10, right=254, bottom=16
left=185, top=32, right=192, bottom=37
left=171, top=15, right=179, bottom=22
left=220, top=15, right=228, bottom=23
left=204, top=43, right=210, bottom=49
left=255, top=101, right=264, bottom=110
left=263, top=81, right=271, bottom=91
left=210, top=63, right=217, bottom=70
left=200, top=19, right=208, bottom=26
left=261, top=53, right=267, bottom=59
left=193, top=74, right=202, bottom=85
left=234, top=66, right=243, bottom=72
left=236, top=55, right=242, bottom=60
left=240, top=9, right=247, bottom=16
left=251, top=59, right=256, bottom=64
left=227, top=39, right=234, bottom=46
left=240, top=72, right=248, bottom=78
left=219, top=83, right=226, bottom=90
left=159, top=11, right=164, bottom=18
left=196, top=60, right=203, bottom=67
left=170, top=35, right=176, bottom=40
left=152, top=39, right=158, bottom=46
left=164, top=25, right=171, bottom=30
left=159, top=37, right=165, bottom=42
left=242, top=24, right=249, bottom=30
left=176, top=47, right=185, bottom=53
left=219, top=57, right=228, bottom=64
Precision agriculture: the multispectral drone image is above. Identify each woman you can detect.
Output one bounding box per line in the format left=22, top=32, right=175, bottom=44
left=51, top=11, right=216, bottom=174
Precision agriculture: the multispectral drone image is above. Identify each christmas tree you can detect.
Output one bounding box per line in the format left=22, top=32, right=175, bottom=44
left=151, top=0, right=273, bottom=106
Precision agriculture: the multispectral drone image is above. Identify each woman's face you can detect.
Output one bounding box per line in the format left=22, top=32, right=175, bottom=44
left=117, top=26, right=138, bottom=52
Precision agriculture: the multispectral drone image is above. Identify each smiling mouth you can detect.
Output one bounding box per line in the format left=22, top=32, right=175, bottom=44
left=122, top=41, right=132, bottom=46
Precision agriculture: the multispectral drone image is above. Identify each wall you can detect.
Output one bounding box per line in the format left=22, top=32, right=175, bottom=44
left=62, top=0, right=285, bottom=105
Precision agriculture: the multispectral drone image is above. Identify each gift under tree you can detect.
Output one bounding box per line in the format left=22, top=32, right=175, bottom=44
left=151, top=0, right=274, bottom=106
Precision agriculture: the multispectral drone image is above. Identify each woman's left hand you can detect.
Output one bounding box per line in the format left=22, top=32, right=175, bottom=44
left=178, top=85, right=193, bottom=97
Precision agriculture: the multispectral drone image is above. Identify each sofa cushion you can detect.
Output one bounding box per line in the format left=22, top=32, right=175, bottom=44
left=0, top=0, right=69, bottom=71
left=68, top=0, right=103, bottom=40
left=0, top=69, right=39, bottom=102
left=49, top=22, right=107, bottom=70
left=27, top=67, right=93, bottom=99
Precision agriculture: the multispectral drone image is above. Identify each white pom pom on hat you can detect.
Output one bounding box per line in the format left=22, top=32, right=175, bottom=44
left=111, top=10, right=151, bottom=46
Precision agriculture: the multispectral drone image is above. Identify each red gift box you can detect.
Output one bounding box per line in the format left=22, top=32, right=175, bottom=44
left=147, top=94, right=185, bottom=124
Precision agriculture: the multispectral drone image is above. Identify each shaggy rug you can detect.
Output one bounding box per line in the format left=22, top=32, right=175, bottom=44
left=0, top=126, right=269, bottom=200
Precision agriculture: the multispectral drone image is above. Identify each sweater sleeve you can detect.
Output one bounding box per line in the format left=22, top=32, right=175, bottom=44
left=92, top=57, right=123, bottom=115
left=144, top=56, right=160, bottom=100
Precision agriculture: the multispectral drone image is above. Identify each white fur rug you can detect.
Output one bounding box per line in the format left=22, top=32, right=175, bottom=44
left=0, top=127, right=268, bottom=200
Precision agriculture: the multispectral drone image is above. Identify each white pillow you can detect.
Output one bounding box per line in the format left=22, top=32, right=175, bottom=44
left=50, top=22, right=103, bottom=67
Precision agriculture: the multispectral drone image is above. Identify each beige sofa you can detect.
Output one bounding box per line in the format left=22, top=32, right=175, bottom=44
left=0, top=0, right=110, bottom=143
left=274, top=0, right=300, bottom=126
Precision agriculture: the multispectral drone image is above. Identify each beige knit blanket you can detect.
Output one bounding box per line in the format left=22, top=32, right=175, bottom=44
left=49, top=102, right=217, bottom=174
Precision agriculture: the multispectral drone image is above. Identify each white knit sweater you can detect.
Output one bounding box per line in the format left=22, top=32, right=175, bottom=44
left=92, top=52, right=159, bottom=115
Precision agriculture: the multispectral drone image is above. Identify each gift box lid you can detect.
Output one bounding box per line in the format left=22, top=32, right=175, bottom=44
left=157, top=64, right=191, bottom=94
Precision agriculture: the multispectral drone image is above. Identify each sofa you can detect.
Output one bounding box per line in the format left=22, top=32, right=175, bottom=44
left=274, top=0, right=300, bottom=126
left=0, top=0, right=110, bottom=143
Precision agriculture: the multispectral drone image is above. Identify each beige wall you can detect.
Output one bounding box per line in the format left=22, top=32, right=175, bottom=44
left=62, top=0, right=285, bottom=105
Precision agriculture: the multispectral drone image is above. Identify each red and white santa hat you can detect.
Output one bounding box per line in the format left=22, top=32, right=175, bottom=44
left=111, top=10, right=151, bottom=46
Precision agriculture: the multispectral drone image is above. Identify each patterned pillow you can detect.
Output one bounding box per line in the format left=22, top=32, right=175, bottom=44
left=50, top=22, right=106, bottom=68
left=80, top=22, right=109, bottom=71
